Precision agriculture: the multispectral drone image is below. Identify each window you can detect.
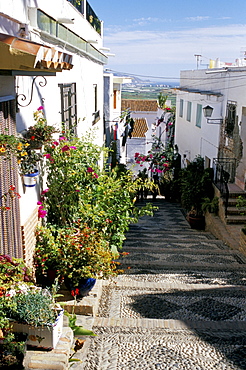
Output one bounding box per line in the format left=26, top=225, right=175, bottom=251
left=92, top=84, right=100, bottom=125
left=113, top=90, right=117, bottom=109
left=225, top=101, right=237, bottom=137
left=59, top=83, right=77, bottom=136
left=187, top=101, right=192, bottom=122
left=196, top=104, right=202, bottom=128
left=179, top=99, right=184, bottom=118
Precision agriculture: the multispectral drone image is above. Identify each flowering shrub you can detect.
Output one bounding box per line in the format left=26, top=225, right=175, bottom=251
left=34, top=131, right=155, bottom=286
left=0, top=255, right=33, bottom=291
left=34, top=223, right=118, bottom=287
left=42, top=133, right=101, bottom=226
left=135, top=136, right=175, bottom=175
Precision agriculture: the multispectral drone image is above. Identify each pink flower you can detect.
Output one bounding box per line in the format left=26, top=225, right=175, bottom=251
left=61, top=145, right=70, bottom=152
left=75, top=189, right=80, bottom=192
left=37, top=106, right=44, bottom=111
left=52, top=141, right=59, bottom=146
left=93, top=173, right=99, bottom=179
left=41, top=188, right=49, bottom=195
left=37, top=201, right=43, bottom=205
left=59, top=136, right=67, bottom=141
left=134, top=153, right=140, bottom=158
left=87, top=167, right=93, bottom=173
left=38, top=206, right=47, bottom=218
left=44, top=153, right=54, bottom=163
left=69, top=146, right=77, bottom=150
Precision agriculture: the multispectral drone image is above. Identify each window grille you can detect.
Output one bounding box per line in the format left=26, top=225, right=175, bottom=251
left=59, top=83, right=77, bottom=136
left=225, top=101, right=237, bottom=137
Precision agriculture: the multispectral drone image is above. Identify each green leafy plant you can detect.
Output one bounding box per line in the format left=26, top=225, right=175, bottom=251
left=4, top=285, right=59, bottom=328
left=236, top=195, right=246, bottom=215
left=180, top=155, right=214, bottom=217
left=201, top=196, right=219, bottom=215
left=0, top=255, right=33, bottom=290
left=34, top=223, right=118, bottom=288
left=17, top=146, right=43, bottom=175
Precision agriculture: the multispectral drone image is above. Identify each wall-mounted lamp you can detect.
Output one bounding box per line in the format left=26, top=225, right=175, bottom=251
left=203, top=105, right=223, bottom=124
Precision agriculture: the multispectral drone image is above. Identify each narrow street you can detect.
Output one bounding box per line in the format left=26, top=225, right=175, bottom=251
left=80, top=198, right=246, bottom=370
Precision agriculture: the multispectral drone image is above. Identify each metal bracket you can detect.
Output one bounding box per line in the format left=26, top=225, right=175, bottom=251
left=16, top=76, right=47, bottom=107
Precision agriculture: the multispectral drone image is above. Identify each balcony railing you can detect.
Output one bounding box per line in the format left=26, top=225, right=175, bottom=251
left=86, top=2, right=101, bottom=35
left=67, top=0, right=84, bottom=14
left=213, top=157, right=237, bottom=216
left=67, top=0, right=101, bottom=35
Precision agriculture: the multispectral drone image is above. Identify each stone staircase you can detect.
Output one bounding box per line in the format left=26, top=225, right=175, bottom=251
left=221, top=184, right=246, bottom=225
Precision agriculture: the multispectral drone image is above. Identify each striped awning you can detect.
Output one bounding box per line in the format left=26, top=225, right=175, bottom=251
left=0, top=33, right=73, bottom=73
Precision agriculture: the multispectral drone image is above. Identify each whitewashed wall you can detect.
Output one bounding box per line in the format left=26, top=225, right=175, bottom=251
left=0, top=0, right=106, bottom=224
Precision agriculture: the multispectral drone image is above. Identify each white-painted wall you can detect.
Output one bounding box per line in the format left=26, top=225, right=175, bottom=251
left=175, top=89, right=221, bottom=165
left=0, top=0, right=107, bottom=224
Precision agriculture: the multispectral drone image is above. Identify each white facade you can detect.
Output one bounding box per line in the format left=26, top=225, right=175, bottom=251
left=103, top=73, right=132, bottom=165
left=0, top=0, right=108, bottom=260
left=175, top=66, right=246, bottom=186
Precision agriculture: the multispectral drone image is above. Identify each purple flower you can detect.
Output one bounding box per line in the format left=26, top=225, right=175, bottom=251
left=69, top=146, right=77, bottom=150
left=59, top=136, right=67, bottom=141
left=37, top=201, right=42, bottom=205
left=37, top=106, right=44, bottom=111
left=87, top=167, right=93, bottom=173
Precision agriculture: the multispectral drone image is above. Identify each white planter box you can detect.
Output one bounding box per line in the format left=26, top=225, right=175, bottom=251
left=12, top=309, right=63, bottom=349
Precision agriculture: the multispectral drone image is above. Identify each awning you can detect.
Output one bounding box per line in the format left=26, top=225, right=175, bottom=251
left=0, top=33, right=73, bottom=73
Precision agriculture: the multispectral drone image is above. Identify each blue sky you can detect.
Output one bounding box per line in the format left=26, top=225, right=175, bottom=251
left=90, top=0, right=246, bottom=81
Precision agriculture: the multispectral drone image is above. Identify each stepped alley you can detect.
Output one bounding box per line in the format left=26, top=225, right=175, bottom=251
left=74, top=198, right=246, bottom=370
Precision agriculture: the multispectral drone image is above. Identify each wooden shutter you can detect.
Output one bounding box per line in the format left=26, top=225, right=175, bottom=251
left=0, top=100, right=23, bottom=258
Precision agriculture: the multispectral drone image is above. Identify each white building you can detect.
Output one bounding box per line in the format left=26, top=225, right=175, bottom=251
left=103, top=73, right=132, bottom=166
left=0, top=0, right=108, bottom=264
left=175, top=65, right=246, bottom=189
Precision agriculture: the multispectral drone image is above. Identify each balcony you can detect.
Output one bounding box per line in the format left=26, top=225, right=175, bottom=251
left=67, top=0, right=101, bottom=35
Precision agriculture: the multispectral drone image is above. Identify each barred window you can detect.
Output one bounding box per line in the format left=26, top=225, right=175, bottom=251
left=59, top=83, right=77, bottom=136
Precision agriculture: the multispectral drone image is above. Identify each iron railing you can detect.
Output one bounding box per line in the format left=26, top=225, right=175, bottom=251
left=213, top=158, right=237, bottom=216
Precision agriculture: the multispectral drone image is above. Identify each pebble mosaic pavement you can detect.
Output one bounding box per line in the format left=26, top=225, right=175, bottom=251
left=75, top=199, right=246, bottom=370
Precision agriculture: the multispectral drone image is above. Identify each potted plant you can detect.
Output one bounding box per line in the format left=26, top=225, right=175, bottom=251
left=34, top=223, right=118, bottom=297
left=21, top=107, right=58, bottom=149
left=3, top=284, right=63, bottom=349
left=17, top=147, right=42, bottom=187
left=0, top=134, right=25, bottom=160
left=180, top=155, right=214, bottom=229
